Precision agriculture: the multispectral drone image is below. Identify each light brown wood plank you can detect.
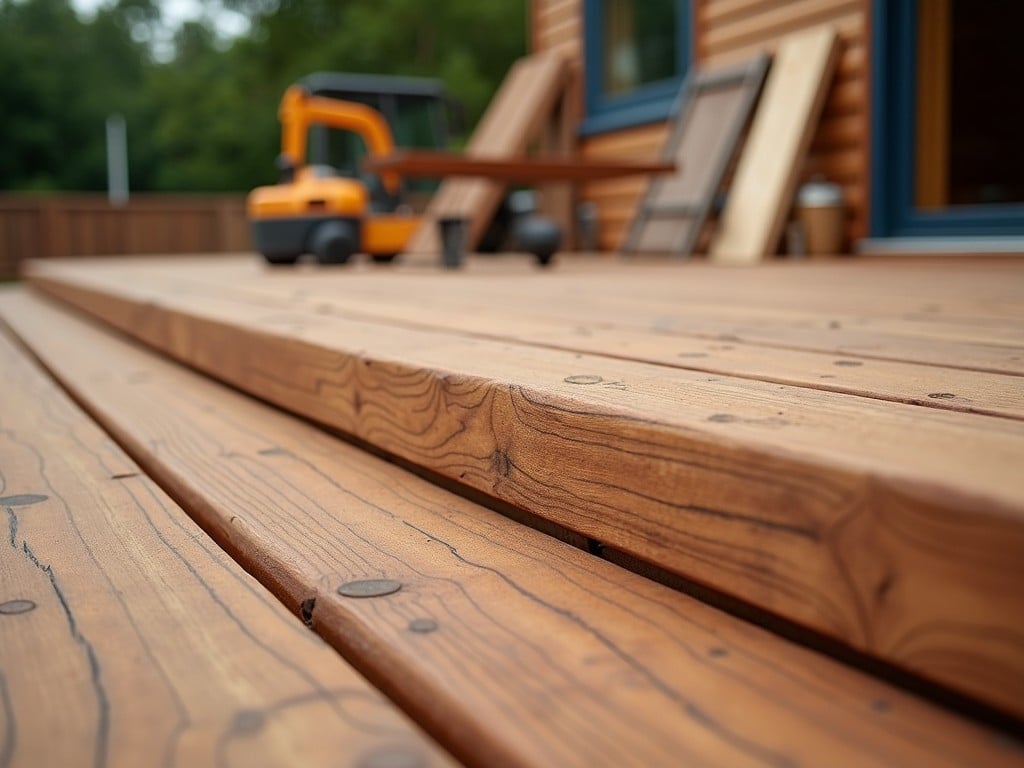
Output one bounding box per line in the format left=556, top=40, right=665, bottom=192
left=701, top=20, right=862, bottom=68
left=702, top=0, right=861, bottom=54
left=4, top=290, right=1022, bottom=767
left=536, top=13, right=579, bottom=48
left=78, top=252, right=1024, bottom=327
left=23, top=257, right=1024, bottom=718
left=711, top=26, right=840, bottom=262
left=150, top=257, right=1024, bottom=374
left=534, top=0, right=577, bottom=28
left=186, top=280, right=1024, bottom=420
left=0, top=299, right=450, bottom=768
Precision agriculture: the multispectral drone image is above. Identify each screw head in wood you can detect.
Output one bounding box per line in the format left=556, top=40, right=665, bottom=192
left=408, top=618, right=438, bottom=634
left=337, top=579, right=402, bottom=598
left=0, top=494, right=48, bottom=507
left=0, top=599, right=37, bottom=615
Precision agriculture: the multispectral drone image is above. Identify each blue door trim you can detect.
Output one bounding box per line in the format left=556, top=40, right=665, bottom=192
left=870, top=0, right=1024, bottom=237
left=580, top=0, right=691, bottom=136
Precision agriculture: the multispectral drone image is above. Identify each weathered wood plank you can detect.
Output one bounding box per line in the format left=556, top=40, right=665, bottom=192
left=4, top=290, right=1022, bottom=767
left=0, top=302, right=450, bottom=767
left=23, top=257, right=1024, bottom=718
left=711, top=26, right=841, bottom=262
left=81, top=257, right=1024, bottom=415
left=208, top=284, right=1024, bottom=420
left=222, top=259, right=1022, bottom=371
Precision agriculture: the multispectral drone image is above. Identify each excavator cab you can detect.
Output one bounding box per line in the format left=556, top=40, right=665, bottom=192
left=247, top=73, right=457, bottom=266
left=301, top=72, right=458, bottom=212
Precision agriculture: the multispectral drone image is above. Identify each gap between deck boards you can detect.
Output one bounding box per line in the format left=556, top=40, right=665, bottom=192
left=22, top=260, right=1024, bottom=722
left=29, top=259, right=1024, bottom=419
left=6, top=292, right=1024, bottom=768
left=2, top=292, right=1021, bottom=741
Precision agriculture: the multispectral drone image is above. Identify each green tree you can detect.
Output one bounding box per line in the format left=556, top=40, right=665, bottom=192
left=233, top=0, right=526, bottom=130
left=0, top=0, right=154, bottom=190
left=0, top=0, right=526, bottom=192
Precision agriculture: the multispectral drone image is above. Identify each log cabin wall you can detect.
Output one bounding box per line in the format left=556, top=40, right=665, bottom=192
left=530, top=0, right=870, bottom=251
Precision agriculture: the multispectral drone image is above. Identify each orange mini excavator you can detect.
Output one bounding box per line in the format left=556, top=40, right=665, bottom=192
left=247, top=80, right=422, bottom=265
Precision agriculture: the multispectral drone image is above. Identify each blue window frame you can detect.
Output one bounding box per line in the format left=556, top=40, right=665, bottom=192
left=871, top=0, right=1024, bottom=237
left=582, top=0, right=691, bottom=136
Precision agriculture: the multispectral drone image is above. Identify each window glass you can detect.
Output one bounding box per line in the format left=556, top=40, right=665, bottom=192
left=601, top=0, right=679, bottom=97
left=583, top=0, right=688, bottom=134
left=391, top=97, right=441, bottom=149
left=916, top=0, right=1024, bottom=209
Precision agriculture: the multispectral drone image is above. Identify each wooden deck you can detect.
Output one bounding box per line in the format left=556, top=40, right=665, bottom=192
left=3, top=253, right=1024, bottom=766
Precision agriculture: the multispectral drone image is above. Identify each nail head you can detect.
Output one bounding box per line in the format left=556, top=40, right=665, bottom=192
left=408, top=618, right=438, bottom=634
left=0, top=599, right=37, bottom=615
left=0, top=494, right=48, bottom=507
left=338, top=579, right=402, bottom=598
left=564, top=374, right=603, bottom=385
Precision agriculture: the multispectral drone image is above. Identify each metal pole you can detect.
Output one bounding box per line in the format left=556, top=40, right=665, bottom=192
left=106, top=114, right=129, bottom=207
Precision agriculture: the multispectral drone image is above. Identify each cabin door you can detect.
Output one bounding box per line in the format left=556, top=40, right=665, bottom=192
left=871, top=0, right=1024, bottom=238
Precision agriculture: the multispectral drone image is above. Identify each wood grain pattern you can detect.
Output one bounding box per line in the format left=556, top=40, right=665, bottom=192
left=701, top=0, right=861, bottom=53
left=23, top=256, right=1024, bottom=718
left=531, top=0, right=581, bottom=61
left=0, top=303, right=450, bottom=767
left=3, top=290, right=1022, bottom=767
left=75, top=254, right=1024, bottom=399
left=184, top=274, right=1024, bottom=420
left=710, top=26, right=841, bottom=262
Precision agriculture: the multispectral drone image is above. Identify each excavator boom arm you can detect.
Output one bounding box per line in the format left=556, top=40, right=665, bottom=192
left=278, top=85, right=401, bottom=194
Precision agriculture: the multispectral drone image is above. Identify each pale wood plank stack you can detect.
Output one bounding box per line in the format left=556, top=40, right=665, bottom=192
left=710, top=26, right=841, bottom=262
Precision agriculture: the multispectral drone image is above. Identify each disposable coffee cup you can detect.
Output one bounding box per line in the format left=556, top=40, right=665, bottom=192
left=796, top=179, right=844, bottom=256
left=438, top=217, right=467, bottom=269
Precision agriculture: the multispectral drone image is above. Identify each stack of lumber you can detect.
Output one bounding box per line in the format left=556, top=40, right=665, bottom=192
left=2, top=253, right=1023, bottom=766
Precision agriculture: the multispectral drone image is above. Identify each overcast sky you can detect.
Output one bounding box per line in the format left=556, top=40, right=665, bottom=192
left=70, top=0, right=251, bottom=57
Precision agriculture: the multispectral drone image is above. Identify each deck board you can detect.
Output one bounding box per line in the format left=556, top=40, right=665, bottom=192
left=24, top=255, right=1024, bottom=719
left=3, top=290, right=1021, bottom=768
left=159, top=275, right=1023, bottom=419
left=0, top=301, right=450, bottom=768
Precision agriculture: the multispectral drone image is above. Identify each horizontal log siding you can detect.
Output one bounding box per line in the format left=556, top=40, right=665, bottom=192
left=531, top=0, right=869, bottom=251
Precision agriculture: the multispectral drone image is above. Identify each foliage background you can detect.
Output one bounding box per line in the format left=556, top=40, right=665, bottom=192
left=0, top=0, right=526, bottom=192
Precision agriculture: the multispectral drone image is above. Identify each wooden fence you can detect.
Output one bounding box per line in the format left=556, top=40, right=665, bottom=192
left=0, top=194, right=250, bottom=280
